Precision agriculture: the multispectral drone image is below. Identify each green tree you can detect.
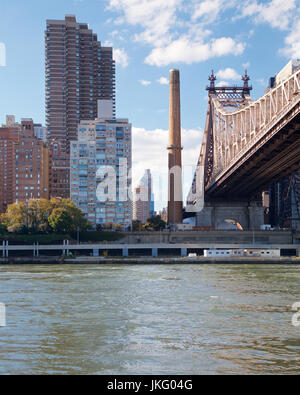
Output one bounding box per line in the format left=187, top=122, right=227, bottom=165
left=0, top=222, right=7, bottom=235
left=36, top=199, right=53, bottom=232
left=132, top=220, right=142, bottom=232
left=48, top=208, right=73, bottom=234
left=142, top=216, right=166, bottom=232
left=48, top=200, right=90, bottom=234
left=4, top=202, right=29, bottom=233
left=2, top=198, right=90, bottom=235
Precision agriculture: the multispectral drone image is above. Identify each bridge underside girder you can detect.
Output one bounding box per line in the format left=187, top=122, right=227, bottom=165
left=206, top=113, right=300, bottom=200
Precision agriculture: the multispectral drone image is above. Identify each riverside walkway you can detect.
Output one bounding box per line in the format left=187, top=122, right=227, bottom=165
left=1, top=241, right=300, bottom=258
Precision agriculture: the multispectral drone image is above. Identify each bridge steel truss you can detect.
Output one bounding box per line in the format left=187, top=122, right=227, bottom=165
left=190, top=69, right=300, bottom=203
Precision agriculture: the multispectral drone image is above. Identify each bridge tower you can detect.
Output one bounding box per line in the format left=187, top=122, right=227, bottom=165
left=187, top=71, right=265, bottom=230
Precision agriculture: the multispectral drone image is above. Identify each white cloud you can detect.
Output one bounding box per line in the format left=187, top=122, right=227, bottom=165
left=216, top=81, right=229, bottom=87
left=216, top=68, right=241, bottom=80
left=145, top=37, right=245, bottom=66
left=139, top=79, right=151, bottom=86
left=256, top=78, right=267, bottom=87
left=157, top=77, right=169, bottom=85
left=132, top=126, right=202, bottom=210
left=107, top=0, right=181, bottom=47
left=113, top=48, right=129, bottom=67
left=243, top=62, right=251, bottom=68
left=107, top=0, right=245, bottom=67
left=238, top=0, right=296, bottom=30
left=280, top=19, right=300, bottom=58
left=192, top=0, right=223, bottom=22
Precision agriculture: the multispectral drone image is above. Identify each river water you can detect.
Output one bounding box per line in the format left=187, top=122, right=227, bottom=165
left=0, top=264, right=299, bottom=375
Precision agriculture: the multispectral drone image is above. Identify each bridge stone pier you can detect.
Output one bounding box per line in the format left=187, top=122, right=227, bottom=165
left=196, top=201, right=265, bottom=231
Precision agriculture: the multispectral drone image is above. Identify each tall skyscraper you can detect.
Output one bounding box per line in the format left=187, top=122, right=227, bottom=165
left=133, top=169, right=154, bottom=224
left=45, top=15, right=116, bottom=198
left=70, top=100, right=132, bottom=229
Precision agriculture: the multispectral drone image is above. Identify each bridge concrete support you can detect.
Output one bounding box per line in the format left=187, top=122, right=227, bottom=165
left=2, top=241, right=5, bottom=258
left=152, top=248, right=158, bottom=257
left=196, top=201, right=265, bottom=231
left=93, top=249, right=99, bottom=257
left=122, top=248, right=129, bottom=257
left=181, top=248, right=188, bottom=257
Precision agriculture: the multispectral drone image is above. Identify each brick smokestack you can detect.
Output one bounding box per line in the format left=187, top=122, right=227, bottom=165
left=168, top=69, right=183, bottom=225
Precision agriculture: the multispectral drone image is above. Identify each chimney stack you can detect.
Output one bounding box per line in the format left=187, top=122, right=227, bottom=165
left=168, top=69, right=183, bottom=225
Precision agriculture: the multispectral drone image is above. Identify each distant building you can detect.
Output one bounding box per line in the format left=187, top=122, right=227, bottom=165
left=0, top=118, right=50, bottom=213
left=133, top=169, right=154, bottom=224
left=34, top=124, right=47, bottom=142
left=70, top=100, right=132, bottom=228
left=45, top=15, right=116, bottom=199
left=2, top=115, right=19, bottom=128
left=2, top=116, right=47, bottom=142
left=160, top=208, right=168, bottom=223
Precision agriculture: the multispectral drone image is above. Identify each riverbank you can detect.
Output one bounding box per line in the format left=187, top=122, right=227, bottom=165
left=1, top=256, right=300, bottom=265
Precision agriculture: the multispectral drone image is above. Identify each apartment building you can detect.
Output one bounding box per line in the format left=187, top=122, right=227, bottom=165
left=45, top=15, right=116, bottom=198
left=0, top=118, right=50, bottom=213
left=70, top=100, right=132, bottom=228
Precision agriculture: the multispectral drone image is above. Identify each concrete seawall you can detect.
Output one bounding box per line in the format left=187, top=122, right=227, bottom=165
left=1, top=257, right=300, bottom=265
left=123, top=230, right=300, bottom=245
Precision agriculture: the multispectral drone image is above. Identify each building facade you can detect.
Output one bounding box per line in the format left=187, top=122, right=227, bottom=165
left=70, top=100, right=132, bottom=229
left=0, top=118, right=50, bottom=213
left=133, top=169, right=154, bottom=224
left=45, top=15, right=116, bottom=198
left=34, top=124, right=47, bottom=142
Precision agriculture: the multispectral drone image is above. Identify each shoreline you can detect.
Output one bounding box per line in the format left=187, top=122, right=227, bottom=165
left=1, top=256, right=300, bottom=265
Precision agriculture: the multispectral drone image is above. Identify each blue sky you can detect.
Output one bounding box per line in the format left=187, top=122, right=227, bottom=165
left=0, top=0, right=299, bottom=210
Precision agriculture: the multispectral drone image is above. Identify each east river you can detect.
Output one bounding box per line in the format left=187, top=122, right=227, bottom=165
left=0, top=264, right=299, bottom=375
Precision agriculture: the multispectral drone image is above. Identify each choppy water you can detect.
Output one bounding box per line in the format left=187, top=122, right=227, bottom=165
left=0, top=264, right=299, bottom=375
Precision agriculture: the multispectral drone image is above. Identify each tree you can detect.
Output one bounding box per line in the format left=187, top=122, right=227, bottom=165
left=48, top=208, right=74, bottom=234
left=36, top=199, right=53, bottom=232
left=48, top=201, right=90, bottom=234
left=4, top=202, right=29, bottom=233
left=0, top=222, right=7, bottom=235
left=2, top=198, right=90, bottom=235
left=144, top=215, right=166, bottom=231
left=132, top=220, right=142, bottom=232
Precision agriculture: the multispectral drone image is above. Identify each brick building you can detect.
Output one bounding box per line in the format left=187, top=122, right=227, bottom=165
left=0, top=118, right=50, bottom=213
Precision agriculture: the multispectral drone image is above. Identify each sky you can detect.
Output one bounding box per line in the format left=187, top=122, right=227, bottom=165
left=0, top=0, right=300, bottom=211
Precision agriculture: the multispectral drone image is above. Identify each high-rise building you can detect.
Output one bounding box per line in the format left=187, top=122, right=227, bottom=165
left=34, top=124, right=47, bottom=142
left=45, top=15, right=116, bottom=198
left=133, top=169, right=154, bottom=224
left=70, top=100, right=132, bottom=229
left=0, top=118, right=50, bottom=213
